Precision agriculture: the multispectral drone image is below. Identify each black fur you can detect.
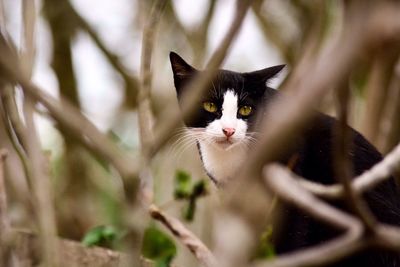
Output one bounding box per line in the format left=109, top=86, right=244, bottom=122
left=170, top=52, right=400, bottom=266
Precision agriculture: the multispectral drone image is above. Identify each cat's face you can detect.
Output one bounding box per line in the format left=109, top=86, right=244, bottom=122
left=170, top=52, right=284, bottom=151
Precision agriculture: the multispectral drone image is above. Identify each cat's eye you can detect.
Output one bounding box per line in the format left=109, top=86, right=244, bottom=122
left=203, top=102, right=217, bottom=113
left=238, top=105, right=252, bottom=116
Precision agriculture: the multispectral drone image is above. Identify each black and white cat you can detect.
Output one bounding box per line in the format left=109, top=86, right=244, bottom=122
left=170, top=52, right=400, bottom=266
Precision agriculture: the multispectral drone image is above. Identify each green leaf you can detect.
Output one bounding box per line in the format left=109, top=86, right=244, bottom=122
left=192, top=180, right=207, bottom=197
left=183, top=199, right=196, bottom=222
left=174, top=170, right=192, bottom=199
left=173, top=170, right=209, bottom=221
left=142, top=226, right=177, bottom=267
left=82, top=225, right=119, bottom=248
left=254, top=225, right=276, bottom=260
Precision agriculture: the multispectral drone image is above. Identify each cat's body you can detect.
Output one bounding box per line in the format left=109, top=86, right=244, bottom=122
left=170, top=52, right=400, bottom=266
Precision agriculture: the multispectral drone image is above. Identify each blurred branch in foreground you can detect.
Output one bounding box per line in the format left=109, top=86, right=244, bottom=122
left=259, top=164, right=364, bottom=267
left=137, top=0, right=167, bottom=206
left=220, top=1, right=400, bottom=266
left=149, top=204, right=217, bottom=267
left=1, top=0, right=400, bottom=266
left=300, top=142, right=400, bottom=199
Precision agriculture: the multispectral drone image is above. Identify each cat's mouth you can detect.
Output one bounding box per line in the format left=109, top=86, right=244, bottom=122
left=215, top=138, right=236, bottom=149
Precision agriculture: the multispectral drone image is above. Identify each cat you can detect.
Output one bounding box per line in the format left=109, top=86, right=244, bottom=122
left=169, top=51, right=400, bottom=266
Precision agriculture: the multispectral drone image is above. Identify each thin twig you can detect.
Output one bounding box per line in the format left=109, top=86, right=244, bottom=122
left=20, top=0, right=36, bottom=77
left=138, top=0, right=167, bottom=205
left=374, top=224, right=400, bottom=251
left=251, top=1, right=294, bottom=63
left=0, top=84, right=36, bottom=214
left=334, top=79, right=376, bottom=230
left=377, top=60, right=400, bottom=153
left=0, top=149, right=11, bottom=266
left=299, top=141, right=400, bottom=199
left=24, top=96, right=60, bottom=267
left=0, top=33, right=139, bottom=182
left=149, top=204, right=218, bottom=267
left=361, top=47, right=399, bottom=145
left=138, top=0, right=166, bottom=155
left=21, top=2, right=59, bottom=266
left=259, top=164, right=365, bottom=267
left=253, top=233, right=365, bottom=267
left=69, top=3, right=139, bottom=106
left=263, top=164, right=361, bottom=231
left=166, top=0, right=217, bottom=65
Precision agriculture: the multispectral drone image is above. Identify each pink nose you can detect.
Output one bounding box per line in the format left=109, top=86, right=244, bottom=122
left=222, top=128, right=235, bottom=137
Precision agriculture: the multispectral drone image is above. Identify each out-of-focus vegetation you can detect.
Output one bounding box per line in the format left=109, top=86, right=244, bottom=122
left=0, top=0, right=400, bottom=267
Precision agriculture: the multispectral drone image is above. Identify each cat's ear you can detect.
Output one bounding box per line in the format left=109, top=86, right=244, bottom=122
left=170, top=52, right=197, bottom=93
left=244, top=64, right=285, bottom=84
left=170, top=52, right=197, bottom=78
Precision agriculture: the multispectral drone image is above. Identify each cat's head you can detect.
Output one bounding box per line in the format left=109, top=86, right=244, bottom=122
left=170, top=52, right=284, bottom=150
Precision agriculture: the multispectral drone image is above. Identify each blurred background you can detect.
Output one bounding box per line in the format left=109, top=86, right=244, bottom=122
left=1, top=0, right=399, bottom=266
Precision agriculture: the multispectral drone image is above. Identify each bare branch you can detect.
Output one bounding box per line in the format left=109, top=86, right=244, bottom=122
left=251, top=2, right=294, bottom=63
left=149, top=204, right=218, bottom=267
left=0, top=149, right=8, bottom=229
left=137, top=0, right=167, bottom=206
left=259, top=164, right=365, bottom=267
left=333, top=79, right=376, bottom=230
left=299, top=142, right=400, bottom=199
left=263, top=164, right=362, bottom=231
left=377, top=61, right=400, bottom=153
left=0, top=33, right=139, bottom=182
left=24, top=97, right=59, bottom=267
left=20, top=2, right=60, bottom=266
left=361, top=50, right=399, bottom=145
left=166, top=0, right=217, bottom=65
left=374, top=225, right=400, bottom=252
left=0, top=149, right=12, bottom=266
left=252, top=233, right=365, bottom=267
left=69, top=2, right=139, bottom=106
left=139, top=0, right=166, bottom=156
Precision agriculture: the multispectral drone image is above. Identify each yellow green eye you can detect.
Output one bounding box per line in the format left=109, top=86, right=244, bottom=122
left=238, top=105, right=252, bottom=116
left=203, top=102, right=217, bottom=113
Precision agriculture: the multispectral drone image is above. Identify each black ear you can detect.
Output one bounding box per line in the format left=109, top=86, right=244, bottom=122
left=169, top=52, right=198, bottom=94
left=243, top=64, right=285, bottom=84
left=170, top=52, right=196, bottom=78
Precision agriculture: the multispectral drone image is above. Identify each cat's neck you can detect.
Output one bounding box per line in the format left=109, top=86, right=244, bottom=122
left=197, top=140, right=248, bottom=184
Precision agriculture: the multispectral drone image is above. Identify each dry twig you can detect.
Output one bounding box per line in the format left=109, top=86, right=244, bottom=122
left=0, top=33, right=139, bottom=182
left=137, top=0, right=167, bottom=206
left=149, top=204, right=218, bottom=267
left=20, top=2, right=59, bottom=266
left=299, top=141, right=400, bottom=199
left=69, top=2, right=139, bottom=106
left=333, top=79, right=376, bottom=230
left=377, top=61, right=400, bottom=153
left=258, top=164, right=365, bottom=267
left=0, top=149, right=12, bottom=266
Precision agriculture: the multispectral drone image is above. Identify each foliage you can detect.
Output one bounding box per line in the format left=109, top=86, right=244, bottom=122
left=253, top=225, right=276, bottom=260
left=82, top=225, right=125, bottom=249
left=141, top=226, right=177, bottom=267
left=174, top=170, right=208, bottom=221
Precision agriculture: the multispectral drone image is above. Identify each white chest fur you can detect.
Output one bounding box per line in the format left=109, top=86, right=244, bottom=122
left=198, top=141, right=248, bottom=183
